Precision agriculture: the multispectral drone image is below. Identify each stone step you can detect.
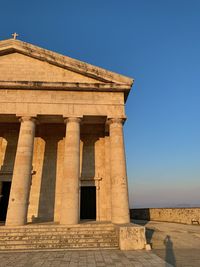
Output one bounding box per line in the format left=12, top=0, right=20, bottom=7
left=0, top=236, right=118, bottom=242
left=0, top=237, right=118, bottom=245
left=0, top=232, right=116, bottom=240
left=0, top=232, right=117, bottom=239
left=0, top=227, right=116, bottom=233
left=0, top=224, right=119, bottom=251
left=0, top=223, right=114, bottom=230
left=0, top=229, right=116, bottom=236
left=0, top=239, right=119, bottom=250
left=0, top=242, right=119, bottom=250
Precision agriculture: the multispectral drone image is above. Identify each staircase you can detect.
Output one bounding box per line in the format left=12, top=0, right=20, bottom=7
left=0, top=223, right=119, bottom=251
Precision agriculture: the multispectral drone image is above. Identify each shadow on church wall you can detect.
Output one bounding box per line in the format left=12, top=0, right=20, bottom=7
left=0, top=126, right=19, bottom=221
left=36, top=137, right=60, bottom=222
left=81, top=136, right=97, bottom=180
left=0, top=125, right=19, bottom=179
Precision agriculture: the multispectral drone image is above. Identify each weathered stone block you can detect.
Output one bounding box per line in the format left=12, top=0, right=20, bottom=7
left=118, top=224, right=146, bottom=250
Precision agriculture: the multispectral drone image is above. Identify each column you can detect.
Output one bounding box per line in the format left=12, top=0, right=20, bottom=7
left=60, top=117, right=81, bottom=224
left=6, top=116, right=36, bottom=226
left=109, top=118, right=130, bottom=224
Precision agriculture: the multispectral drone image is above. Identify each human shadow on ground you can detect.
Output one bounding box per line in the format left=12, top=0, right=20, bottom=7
left=164, top=235, right=176, bottom=267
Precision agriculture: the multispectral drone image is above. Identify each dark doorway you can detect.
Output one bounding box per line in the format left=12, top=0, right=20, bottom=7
left=80, top=186, right=96, bottom=220
left=0, top=182, right=11, bottom=221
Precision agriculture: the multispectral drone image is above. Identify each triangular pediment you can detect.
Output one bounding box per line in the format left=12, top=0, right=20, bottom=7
left=0, top=52, right=101, bottom=83
left=0, top=39, right=133, bottom=85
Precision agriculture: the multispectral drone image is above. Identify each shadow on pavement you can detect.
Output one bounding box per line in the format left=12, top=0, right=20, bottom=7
left=132, top=219, right=149, bottom=226
left=164, top=235, right=176, bottom=267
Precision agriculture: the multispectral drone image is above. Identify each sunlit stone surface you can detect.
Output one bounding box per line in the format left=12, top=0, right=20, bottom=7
left=0, top=38, right=146, bottom=250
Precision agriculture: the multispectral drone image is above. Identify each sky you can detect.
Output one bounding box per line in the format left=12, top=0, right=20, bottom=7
left=1, top=0, right=200, bottom=208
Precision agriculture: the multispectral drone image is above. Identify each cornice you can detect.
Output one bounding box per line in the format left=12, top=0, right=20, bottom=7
left=0, top=81, right=130, bottom=99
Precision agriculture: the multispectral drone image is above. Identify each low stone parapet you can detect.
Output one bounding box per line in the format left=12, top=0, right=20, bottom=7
left=130, top=208, right=200, bottom=225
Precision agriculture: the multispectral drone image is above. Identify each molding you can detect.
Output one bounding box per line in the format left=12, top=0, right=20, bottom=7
left=0, top=81, right=131, bottom=100
left=0, top=80, right=130, bottom=90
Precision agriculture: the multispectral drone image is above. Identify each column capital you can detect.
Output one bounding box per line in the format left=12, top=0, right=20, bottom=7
left=19, top=116, right=37, bottom=123
left=64, top=117, right=82, bottom=124
left=107, top=118, right=126, bottom=125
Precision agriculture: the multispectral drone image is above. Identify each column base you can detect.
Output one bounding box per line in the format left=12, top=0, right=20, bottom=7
left=59, top=220, right=79, bottom=225
left=112, top=218, right=130, bottom=225
left=5, top=221, right=26, bottom=227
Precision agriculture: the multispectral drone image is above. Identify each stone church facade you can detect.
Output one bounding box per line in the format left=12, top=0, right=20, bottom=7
left=0, top=38, right=132, bottom=228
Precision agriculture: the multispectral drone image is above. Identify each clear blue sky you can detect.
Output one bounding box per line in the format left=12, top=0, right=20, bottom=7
left=1, top=0, right=200, bottom=208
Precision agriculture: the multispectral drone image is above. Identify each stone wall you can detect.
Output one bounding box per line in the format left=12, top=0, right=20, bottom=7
left=130, top=208, right=200, bottom=224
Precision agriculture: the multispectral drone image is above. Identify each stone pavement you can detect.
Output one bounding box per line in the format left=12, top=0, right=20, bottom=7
left=2, top=219, right=200, bottom=267
left=0, top=250, right=171, bottom=267
left=134, top=220, right=200, bottom=267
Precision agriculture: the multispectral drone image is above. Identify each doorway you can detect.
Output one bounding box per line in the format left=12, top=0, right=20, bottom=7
left=80, top=186, right=96, bottom=220
left=0, top=182, right=11, bottom=221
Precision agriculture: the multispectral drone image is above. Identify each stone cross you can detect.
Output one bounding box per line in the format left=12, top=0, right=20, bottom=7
left=12, top=32, right=19, bottom=40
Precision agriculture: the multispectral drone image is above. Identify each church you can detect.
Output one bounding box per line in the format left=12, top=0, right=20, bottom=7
left=0, top=37, right=146, bottom=250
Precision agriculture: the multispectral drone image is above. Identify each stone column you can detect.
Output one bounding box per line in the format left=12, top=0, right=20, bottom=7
left=6, top=116, right=36, bottom=226
left=60, top=117, right=81, bottom=225
left=109, top=118, right=130, bottom=224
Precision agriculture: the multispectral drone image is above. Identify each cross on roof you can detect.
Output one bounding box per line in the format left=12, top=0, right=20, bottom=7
left=12, top=32, right=19, bottom=40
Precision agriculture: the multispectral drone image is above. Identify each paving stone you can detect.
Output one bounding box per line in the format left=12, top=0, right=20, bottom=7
left=0, top=249, right=168, bottom=267
left=134, top=220, right=200, bottom=267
